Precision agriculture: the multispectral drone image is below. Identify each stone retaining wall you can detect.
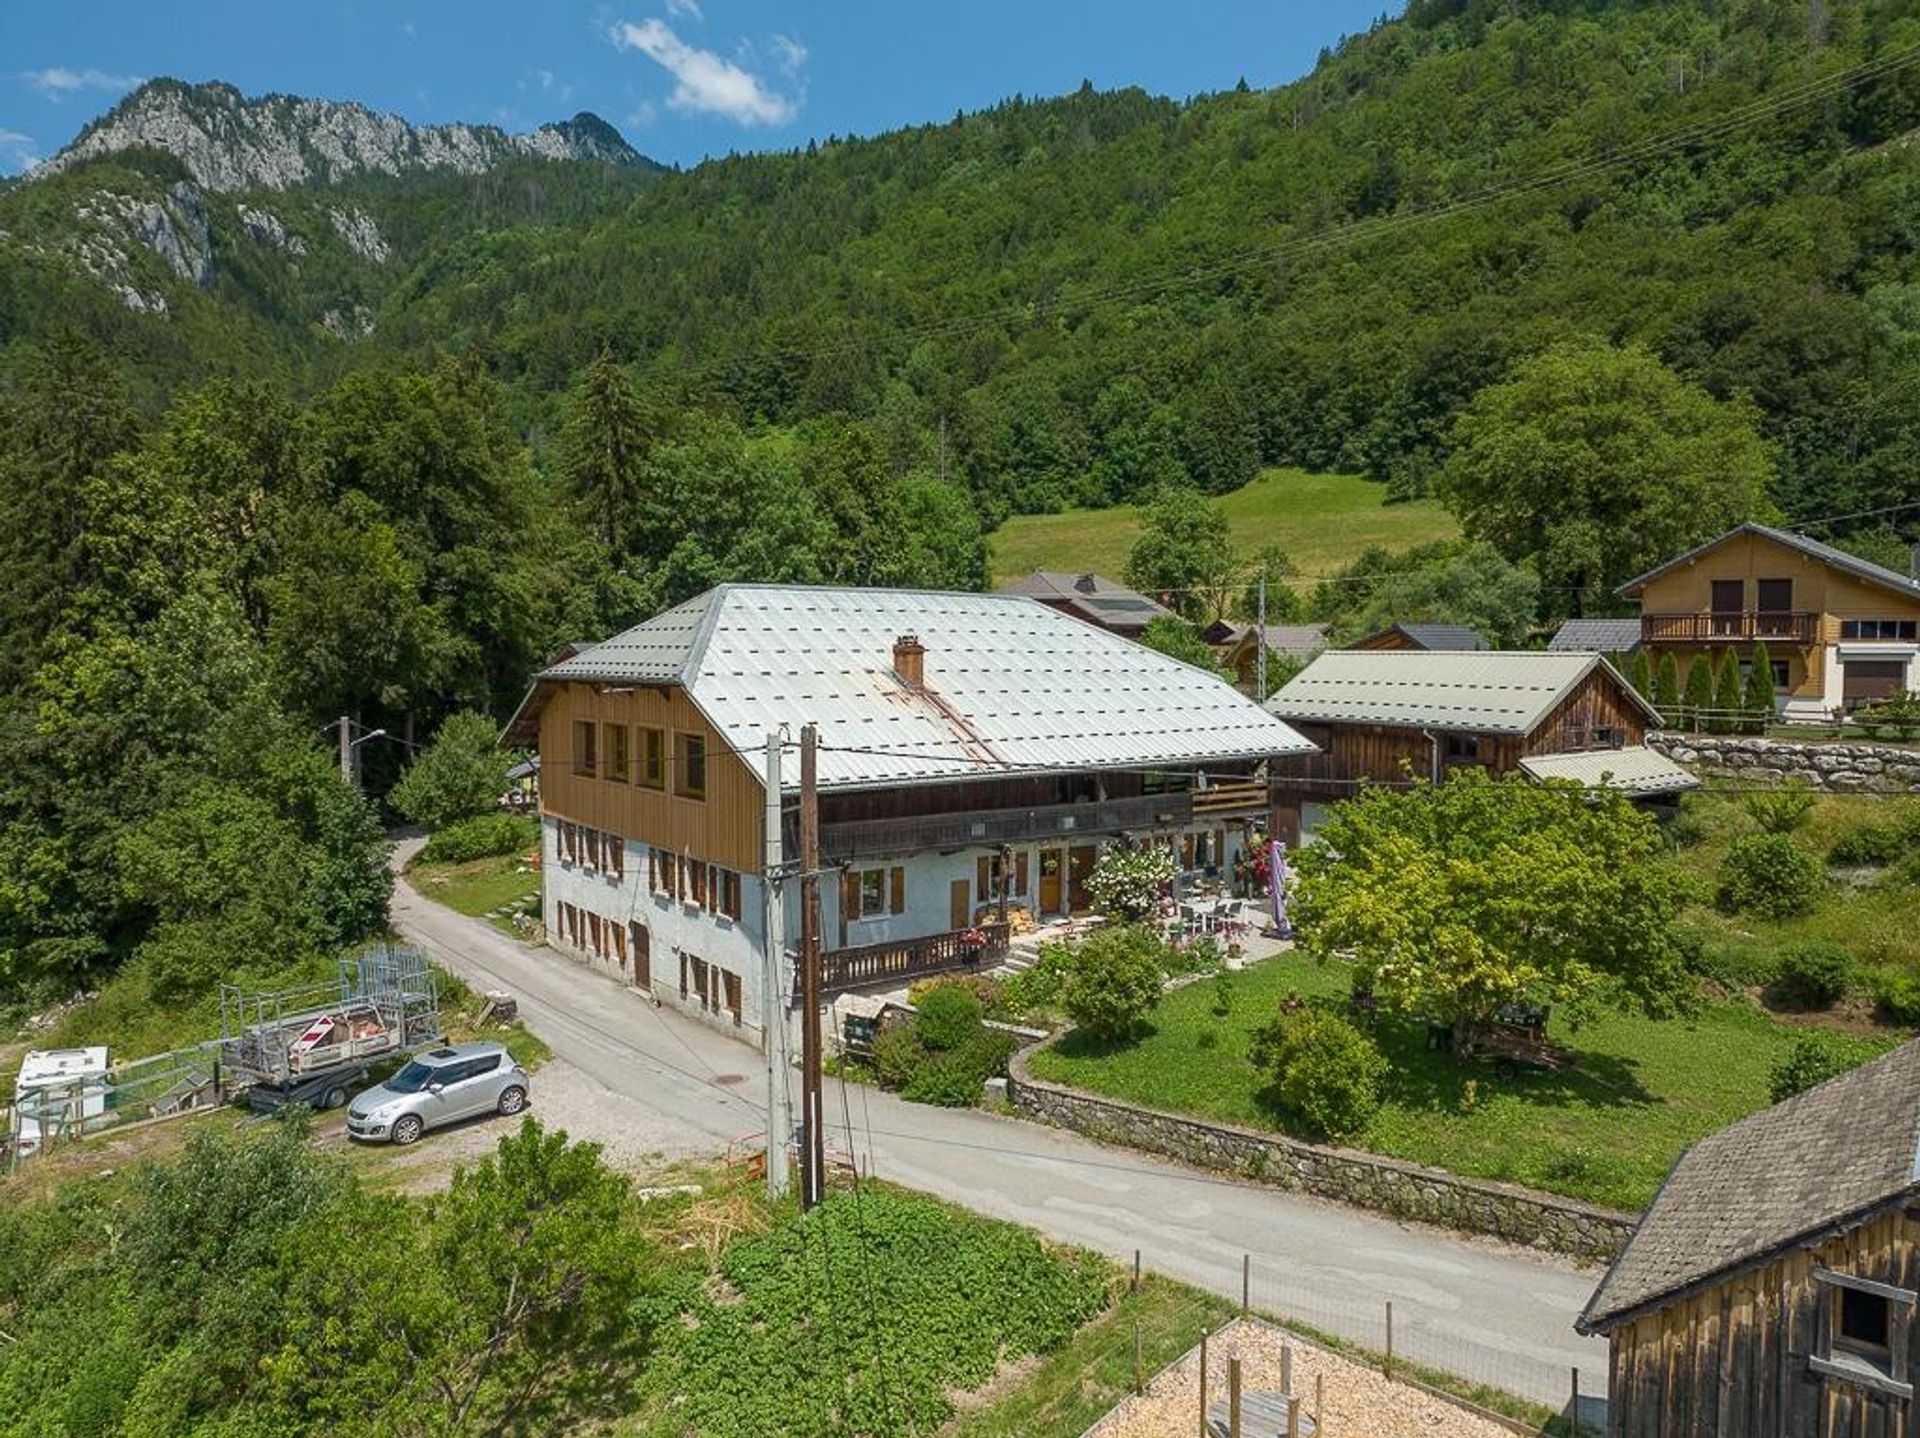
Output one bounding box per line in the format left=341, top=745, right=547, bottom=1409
left=1008, top=1042, right=1635, bottom=1263
left=1648, top=731, right=1920, bottom=793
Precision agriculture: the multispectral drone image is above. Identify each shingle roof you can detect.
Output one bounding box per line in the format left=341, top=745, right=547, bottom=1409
left=1240, top=624, right=1331, bottom=660
left=1356, top=623, right=1489, bottom=651
left=1617, top=522, right=1920, bottom=602
left=537, top=585, right=1313, bottom=792
left=999, top=571, right=1174, bottom=620
left=1518, top=745, right=1698, bottom=796
left=1266, top=650, right=1660, bottom=735
left=1548, top=618, right=1644, bottom=653
left=1580, top=1038, right=1920, bottom=1333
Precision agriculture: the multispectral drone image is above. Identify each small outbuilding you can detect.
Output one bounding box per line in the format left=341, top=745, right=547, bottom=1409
left=1578, top=1038, right=1920, bottom=1437
left=996, top=571, right=1176, bottom=639
left=1347, top=621, right=1490, bottom=652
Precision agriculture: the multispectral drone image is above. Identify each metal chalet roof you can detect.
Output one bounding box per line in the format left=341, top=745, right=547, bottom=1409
left=1547, top=617, right=1644, bottom=653
left=1519, top=746, right=1698, bottom=796
left=1267, top=650, right=1660, bottom=735
left=541, top=585, right=1313, bottom=792
left=1617, top=522, right=1920, bottom=601
left=1580, top=1038, right=1920, bottom=1333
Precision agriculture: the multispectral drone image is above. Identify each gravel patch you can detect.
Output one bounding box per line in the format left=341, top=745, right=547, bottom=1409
left=1087, top=1317, right=1519, bottom=1438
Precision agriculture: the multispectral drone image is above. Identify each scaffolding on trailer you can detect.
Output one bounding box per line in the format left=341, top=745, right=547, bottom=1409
left=218, top=944, right=440, bottom=1090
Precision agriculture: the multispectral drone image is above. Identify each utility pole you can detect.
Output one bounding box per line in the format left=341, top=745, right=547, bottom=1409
left=798, top=723, right=827, bottom=1209
left=338, top=715, right=353, bottom=786
left=1255, top=564, right=1268, bottom=701
left=762, top=734, right=793, bottom=1200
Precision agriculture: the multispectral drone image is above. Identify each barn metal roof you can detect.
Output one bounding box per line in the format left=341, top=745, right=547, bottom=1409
left=537, top=584, right=1313, bottom=791
left=1267, top=650, right=1661, bottom=735
left=1518, top=745, right=1698, bottom=796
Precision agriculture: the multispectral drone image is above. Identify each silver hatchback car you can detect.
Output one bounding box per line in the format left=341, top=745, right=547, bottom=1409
left=345, top=1041, right=530, bottom=1145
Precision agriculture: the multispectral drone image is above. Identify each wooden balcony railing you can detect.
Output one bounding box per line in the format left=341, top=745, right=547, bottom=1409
left=1641, top=612, right=1820, bottom=645
left=810, top=792, right=1197, bottom=863
left=1191, top=779, right=1272, bottom=817
left=820, top=922, right=1011, bottom=995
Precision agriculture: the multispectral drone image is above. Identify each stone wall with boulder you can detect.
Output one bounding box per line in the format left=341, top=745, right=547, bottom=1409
left=1648, top=731, right=1920, bottom=793
left=1007, top=1042, right=1635, bottom=1263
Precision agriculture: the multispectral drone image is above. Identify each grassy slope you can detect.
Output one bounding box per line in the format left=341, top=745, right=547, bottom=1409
left=407, top=851, right=543, bottom=937
left=1030, top=951, right=1888, bottom=1213
left=987, top=469, right=1459, bottom=587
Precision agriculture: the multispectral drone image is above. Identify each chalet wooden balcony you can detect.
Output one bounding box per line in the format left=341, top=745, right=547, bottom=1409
left=812, top=792, right=1201, bottom=863
left=820, top=922, right=1011, bottom=995
left=1641, top=612, right=1820, bottom=646
left=1191, top=779, right=1271, bottom=818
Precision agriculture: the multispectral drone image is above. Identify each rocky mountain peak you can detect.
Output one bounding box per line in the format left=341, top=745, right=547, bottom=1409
left=32, top=78, right=652, bottom=192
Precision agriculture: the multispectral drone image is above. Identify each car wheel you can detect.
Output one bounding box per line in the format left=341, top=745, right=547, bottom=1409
left=321, top=1085, right=348, bottom=1111
left=497, top=1085, right=528, bottom=1117
left=391, top=1114, right=425, bottom=1146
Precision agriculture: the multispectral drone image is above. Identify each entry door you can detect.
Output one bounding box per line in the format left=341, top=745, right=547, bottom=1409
left=1067, top=845, right=1097, bottom=913
left=631, top=922, right=651, bottom=990
left=1710, top=579, right=1744, bottom=637
left=1038, top=850, right=1063, bottom=915
left=950, top=879, right=971, bottom=931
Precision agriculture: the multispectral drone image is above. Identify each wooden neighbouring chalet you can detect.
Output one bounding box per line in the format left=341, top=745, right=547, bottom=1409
left=504, top=584, right=1313, bottom=1042
left=1263, top=649, right=1694, bottom=845
left=1578, top=1038, right=1920, bottom=1438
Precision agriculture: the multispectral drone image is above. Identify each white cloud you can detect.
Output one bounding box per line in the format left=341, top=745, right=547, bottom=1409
left=0, top=128, right=40, bottom=172
left=665, top=0, right=703, bottom=18
left=533, top=68, right=575, bottom=102
left=608, top=18, right=796, bottom=127
left=770, top=34, right=807, bottom=78
left=22, top=66, right=141, bottom=101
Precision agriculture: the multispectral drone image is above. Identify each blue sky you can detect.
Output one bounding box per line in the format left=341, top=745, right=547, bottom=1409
left=0, top=2, right=1388, bottom=176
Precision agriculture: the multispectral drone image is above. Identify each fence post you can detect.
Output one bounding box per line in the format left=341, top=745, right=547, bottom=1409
left=1315, top=1374, right=1325, bottom=1437
left=1133, top=1248, right=1141, bottom=1295
left=1229, top=1355, right=1242, bottom=1438
left=1199, top=1329, right=1209, bottom=1438
left=1134, top=1316, right=1143, bottom=1396
left=1242, top=1253, right=1250, bottom=1315
left=1384, top=1301, right=1394, bottom=1381
left=1571, top=1366, right=1581, bottom=1437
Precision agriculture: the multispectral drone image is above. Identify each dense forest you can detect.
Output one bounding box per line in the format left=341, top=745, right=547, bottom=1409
left=6, top=0, right=1920, bottom=1002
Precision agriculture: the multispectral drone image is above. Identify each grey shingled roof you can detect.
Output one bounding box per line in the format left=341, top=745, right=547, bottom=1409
left=1548, top=618, right=1643, bottom=653
left=1399, top=623, right=1489, bottom=651
left=1267, top=650, right=1661, bottom=735
left=529, top=584, right=1313, bottom=792
left=1617, top=522, right=1920, bottom=602
left=1241, top=624, right=1332, bottom=660
left=998, top=571, right=1175, bottom=621
left=1579, top=1038, right=1920, bottom=1333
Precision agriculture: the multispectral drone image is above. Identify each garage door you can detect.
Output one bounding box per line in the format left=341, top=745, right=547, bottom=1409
left=1843, top=660, right=1906, bottom=707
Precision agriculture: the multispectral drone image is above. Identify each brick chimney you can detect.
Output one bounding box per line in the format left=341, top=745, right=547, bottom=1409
left=893, top=634, right=926, bottom=690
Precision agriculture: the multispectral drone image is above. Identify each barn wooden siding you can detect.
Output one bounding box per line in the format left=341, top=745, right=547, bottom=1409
left=1525, top=668, right=1653, bottom=756
left=537, top=682, right=764, bottom=873
left=1605, top=1205, right=1917, bottom=1438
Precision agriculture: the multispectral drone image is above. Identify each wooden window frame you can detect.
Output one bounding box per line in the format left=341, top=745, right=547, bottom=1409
left=608, top=836, right=624, bottom=879
left=1812, top=1268, right=1916, bottom=1400
left=606, top=723, right=631, bottom=784
left=675, top=731, right=708, bottom=800
left=640, top=727, right=666, bottom=790
left=572, top=720, right=597, bottom=778
left=857, top=868, right=887, bottom=919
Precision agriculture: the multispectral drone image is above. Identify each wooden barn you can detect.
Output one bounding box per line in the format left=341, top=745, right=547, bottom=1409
left=1263, top=649, right=1694, bottom=844
left=1578, top=1039, right=1920, bottom=1437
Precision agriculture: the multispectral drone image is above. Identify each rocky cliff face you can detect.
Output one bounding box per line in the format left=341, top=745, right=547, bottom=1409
left=34, top=79, right=649, bottom=192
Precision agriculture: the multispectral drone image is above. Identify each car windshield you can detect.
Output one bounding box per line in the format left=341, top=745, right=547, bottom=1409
left=385, top=1060, right=440, bottom=1094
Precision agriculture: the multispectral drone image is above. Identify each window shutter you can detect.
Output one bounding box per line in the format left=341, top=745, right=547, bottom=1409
left=890, top=867, right=905, bottom=915
left=610, top=837, right=624, bottom=879
left=841, top=870, right=859, bottom=923
left=1015, top=851, right=1030, bottom=895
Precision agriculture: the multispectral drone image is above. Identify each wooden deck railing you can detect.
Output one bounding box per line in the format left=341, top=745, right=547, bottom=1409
left=1641, top=612, right=1819, bottom=645
left=810, top=793, right=1196, bottom=863
left=1191, top=779, right=1271, bottom=817
left=820, top=922, right=1011, bottom=995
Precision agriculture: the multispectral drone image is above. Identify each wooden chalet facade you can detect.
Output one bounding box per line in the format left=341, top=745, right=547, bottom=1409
left=506, top=584, right=1312, bottom=1041
left=1620, top=523, right=1920, bottom=720
left=1265, top=651, right=1692, bottom=844
left=1579, top=1040, right=1920, bottom=1438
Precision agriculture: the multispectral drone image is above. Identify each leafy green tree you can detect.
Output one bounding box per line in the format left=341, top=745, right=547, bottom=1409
left=1653, top=652, right=1681, bottom=721
left=1237, top=544, right=1303, bottom=622
left=1744, top=642, right=1777, bottom=733
left=1061, top=925, right=1167, bottom=1043
left=1711, top=649, right=1744, bottom=735
left=1124, top=487, right=1236, bottom=621
left=1293, top=772, right=1690, bottom=1035
left=390, top=711, right=518, bottom=832
left=564, top=348, right=658, bottom=561
left=1439, top=341, right=1776, bottom=615
left=1336, top=540, right=1540, bottom=647
left=1137, top=615, right=1229, bottom=675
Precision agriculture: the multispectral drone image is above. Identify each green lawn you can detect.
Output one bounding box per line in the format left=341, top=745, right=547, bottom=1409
left=987, top=468, right=1459, bottom=587
left=407, top=852, right=543, bottom=938
left=1029, top=951, right=1884, bottom=1212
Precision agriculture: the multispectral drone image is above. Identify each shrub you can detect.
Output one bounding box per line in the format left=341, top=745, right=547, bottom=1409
left=391, top=712, right=521, bottom=831
left=1743, top=642, right=1776, bottom=734
left=1663, top=795, right=1718, bottom=850
left=1681, top=655, right=1713, bottom=732
left=1769, top=1031, right=1882, bottom=1104
left=901, top=1054, right=988, bottom=1107
left=1741, top=782, right=1815, bottom=835
left=1211, top=968, right=1237, bottom=1016
left=872, top=1024, right=927, bottom=1090
left=1250, top=1006, right=1387, bottom=1142
left=1084, top=845, right=1177, bottom=921
left=906, top=974, right=1003, bottom=1016
left=1710, top=650, right=1743, bottom=735
left=1717, top=833, right=1823, bottom=918
left=420, top=813, right=536, bottom=865
left=1830, top=823, right=1906, bottom=868
left=1773, top=941, right=1853, bottom=1009
left=915, top=984, right=984, bottom=1053
left=1653, top=652, right=1681, bottom=717
left=1687, top=939, right=1780, bottom=991
left=1871, top=969, right=1920, bottom=1026
left=1061, top=925, right=1167, bottom=1043
left=999, top=942, right=1072, bottom=1020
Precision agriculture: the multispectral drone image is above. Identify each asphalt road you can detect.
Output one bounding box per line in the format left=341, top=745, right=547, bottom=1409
left=391, top=843, right=1609, bottom=1409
